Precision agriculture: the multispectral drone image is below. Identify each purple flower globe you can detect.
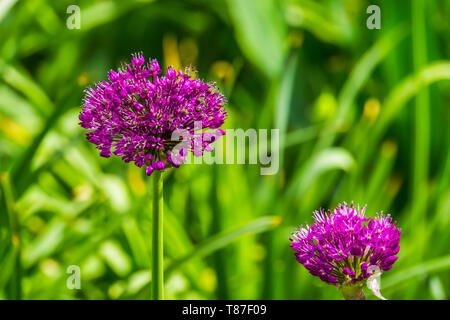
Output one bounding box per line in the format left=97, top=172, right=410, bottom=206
left=289, top=202, right=401, bottom=298
left=79, top=53, right=227, bottom=175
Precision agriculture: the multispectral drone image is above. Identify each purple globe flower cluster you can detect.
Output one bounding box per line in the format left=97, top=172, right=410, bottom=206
left=289, top=202, right=401, bottom=286
left=79, top=53, right=227, bottom=175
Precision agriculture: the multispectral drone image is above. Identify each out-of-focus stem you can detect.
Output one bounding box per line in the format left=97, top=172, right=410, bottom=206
left=411, top=0, right=429, bottom=228
left=0, top=173, right=22, bottom=300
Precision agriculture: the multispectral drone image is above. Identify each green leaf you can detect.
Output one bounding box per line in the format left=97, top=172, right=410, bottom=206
left=165, top=216, right=281, bottom=275
left=99, top=240, right=132, bottom=277
left=0, top=0, right=18, bottom=23
left=122, top=217, right=150, bottom=269
left=81, top=0, right=156, bottom=31
left=382, top=254, right=450, bottom=290
left=226, top=0, right=287, bottom=78
left=23, top=220, right=65, bottom=268
left=0, top=60, right=54, bottom=117
left=274, top=54, right=298, bottom=168
left=315, top=24, right=407, bottom=150
left=372, top=62, right=450, bottom=147
left=287, top=148, right=355, bottom=200
left=283, top=0, right=353, bottom=45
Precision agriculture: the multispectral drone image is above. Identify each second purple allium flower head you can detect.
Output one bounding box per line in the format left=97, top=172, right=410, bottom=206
left=79, top=53, right=227, bottom=175
left=290, top=202, right=401, bottom=287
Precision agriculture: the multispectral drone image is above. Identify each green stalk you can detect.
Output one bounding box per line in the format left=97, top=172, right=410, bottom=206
left=211, top=164, right=229, bottom=299
left=341, top=284, right=365, bottom=300
left=0, top=173, right=22, bottom=300
left=151, top=171, right=164, bottom=300
left=411, top=0, right=430, bottom=228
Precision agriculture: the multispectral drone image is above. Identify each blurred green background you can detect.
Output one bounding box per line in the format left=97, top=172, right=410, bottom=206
left=1, top=0, right=450, bottom=300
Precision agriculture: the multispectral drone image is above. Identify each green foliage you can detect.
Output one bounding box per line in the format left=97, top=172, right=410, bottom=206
left=0, top=0, right=449, bottom=300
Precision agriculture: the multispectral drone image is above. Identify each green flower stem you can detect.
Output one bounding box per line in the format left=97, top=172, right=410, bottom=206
left=151, top=170, right=164, bottom=300
left=341, top=284, right=365, bottom=300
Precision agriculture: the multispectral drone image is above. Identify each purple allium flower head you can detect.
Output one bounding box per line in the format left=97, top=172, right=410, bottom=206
left=289, top=202, right=401, bottom=286
left=79, top=53, right=227, bottom=175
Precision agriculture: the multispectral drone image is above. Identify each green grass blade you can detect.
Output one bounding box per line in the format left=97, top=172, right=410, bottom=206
left=315, top=24, right=407, bottom=151
left=411, top=0, right=430, bottom=230
left=226, top=0, right=287, bottom=78
left=0, top=60, right=54, bottom=117
left=372, top=62, right=450, bottom=147
left=0, top=173, right=22, bottom=299
left=275, top=54, right=298, bottom=168
left=283, top=0, right=352, bottom=45
left=383, top=254, right=450, bottom=290
left=10, top=107, right=62, bottom=197
left=165, top=216, right=282, bottom=275
left=286, top=147, right=355, bottom=203
left=0, top=0, right=18, bottom=22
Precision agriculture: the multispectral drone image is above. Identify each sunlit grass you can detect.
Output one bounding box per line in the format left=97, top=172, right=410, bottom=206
left=0, top=0, right=449, bottom=300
